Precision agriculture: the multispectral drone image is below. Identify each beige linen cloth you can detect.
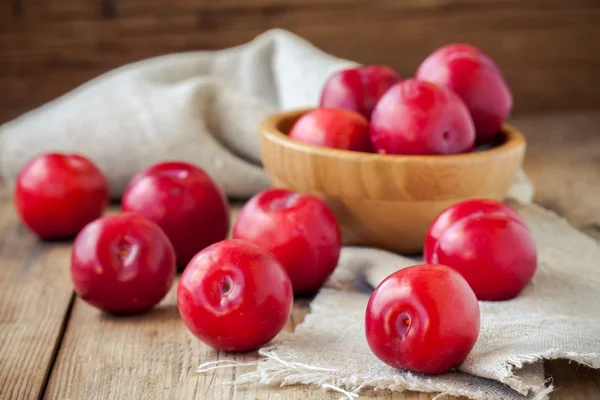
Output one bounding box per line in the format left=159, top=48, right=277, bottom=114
left=237, top=202, right=600, bottom=399
left=1, top=29, right=598, bottom=399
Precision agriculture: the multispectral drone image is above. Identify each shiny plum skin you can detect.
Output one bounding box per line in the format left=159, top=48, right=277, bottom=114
left=424, top=198, right=525, bottom=259
left=289, top=108, right=372, bottom=153
left=177, top=239, right=293, bottom=352
left=416, top=43, right=512, bottom=143
left=232, top=188, right=342, bottom=295
left=71, top=213, right=176, bottom=313
left=121, top=162, right=229, bottom=268
left=425, top=199, right=537, bottom=301
left=319, top=65, right=401, bottom=119
left=365, top=264, right=480, bottom=375
left=15, top=153, right=109, bottom=240
left=369, top=79, right=475, bottom=155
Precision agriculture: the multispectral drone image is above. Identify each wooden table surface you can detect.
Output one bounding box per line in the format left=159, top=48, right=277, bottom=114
left=1, top=112, right=599, bottom=400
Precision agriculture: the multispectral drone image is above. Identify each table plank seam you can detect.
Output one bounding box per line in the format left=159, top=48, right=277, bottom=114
left=37, top=292, right=76, bottom=400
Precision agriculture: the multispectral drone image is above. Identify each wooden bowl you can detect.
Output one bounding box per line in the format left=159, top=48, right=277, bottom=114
left=259, top=108, right=526, bottom=254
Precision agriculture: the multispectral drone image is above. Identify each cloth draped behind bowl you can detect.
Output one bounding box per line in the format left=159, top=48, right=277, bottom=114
left=1, top=29, right=597, bottom=400
left=0, top=29, right=355, bottom=199
left=0, top=29, right=532, bottom=202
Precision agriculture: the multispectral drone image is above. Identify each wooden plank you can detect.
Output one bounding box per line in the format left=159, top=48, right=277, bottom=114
left=1, top=0, right=599, bottom=123
left=43, top=278, right=330, bottom=399
left=41, top=109, right=600, bottom=399
left=2, top=0, right=591, bottom=20
left=43, top=272, right=444, bottom=399
left=0, top=112, right=597, bottom=398
left=38, top=260, right=600, bottom=397
left=42, top=203, right=443, bottom=399
left=519, top=112, right=600, bottom=240
left=0, top=197, right=75, bottom=400
left=545, top=360, right=600, bottom=400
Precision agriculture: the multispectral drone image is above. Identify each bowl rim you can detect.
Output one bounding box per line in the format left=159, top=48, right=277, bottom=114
left=260, top=107, right=525, bottom=162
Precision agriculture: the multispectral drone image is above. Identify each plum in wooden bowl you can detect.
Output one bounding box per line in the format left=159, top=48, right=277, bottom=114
left=258, top=108, right=526, bottom=254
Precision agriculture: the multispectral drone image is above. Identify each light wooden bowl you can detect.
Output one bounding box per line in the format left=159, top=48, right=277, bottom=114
left=259, top=108, right=526, bottom=254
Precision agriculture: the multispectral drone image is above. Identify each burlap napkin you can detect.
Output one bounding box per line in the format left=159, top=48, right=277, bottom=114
left=1, top=29, right=597, bottom=399
left=0, top=29, right=355, bottom=198
left=237, top=202, right=600, bottom=399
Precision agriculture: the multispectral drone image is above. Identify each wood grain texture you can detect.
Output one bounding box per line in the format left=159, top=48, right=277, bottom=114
left=260, top=108, right=525, bottom=254
left=47, top=278, right=447, bottom=399
left=0, top=199, right=74, bottom=400
left=518, top=112, right=600, bottom=240
left=545, top=360, right=600, bottom=400
left=2, top=112, right=600, bottom=399
left=1, top=0, right=600, bottom=123
left=40, top=203, right=449, bottom=400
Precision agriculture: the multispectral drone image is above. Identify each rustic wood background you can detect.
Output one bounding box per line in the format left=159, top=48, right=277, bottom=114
left=1, top=0, right=600, bottom=124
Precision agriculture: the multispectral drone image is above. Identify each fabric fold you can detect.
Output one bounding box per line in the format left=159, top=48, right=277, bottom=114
left=0, top=29, right=352, bottom=199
